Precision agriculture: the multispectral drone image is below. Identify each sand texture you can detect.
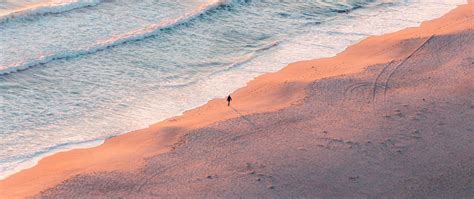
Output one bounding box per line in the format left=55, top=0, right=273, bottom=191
left=1, top=1, right=473, bottom=198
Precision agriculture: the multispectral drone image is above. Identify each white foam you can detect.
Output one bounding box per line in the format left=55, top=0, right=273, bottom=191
left=0, top=0, right=226, bottom=75
left=0, top=0, right=466, bottom=181
left=0, top=139, right=104, bottom=180
left=0, top=0, right=102, bottom=24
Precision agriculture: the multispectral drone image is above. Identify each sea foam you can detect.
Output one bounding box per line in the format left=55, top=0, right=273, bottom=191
left=0, top=0, right=465, bottom=181
left=0, top=0, right=101, bottom=24
left=0, top=0, right=226, bottom=75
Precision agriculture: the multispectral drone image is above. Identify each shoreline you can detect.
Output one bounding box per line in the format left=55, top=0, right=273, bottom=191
left=1, top=1, right=473, bottom=198
left=0, top=0, right=464, bottom=180
left=0, top=1, right=464, bottom=181
left=0, top=0, right=450, bottom=181
left=0, top=139, right=105, bottom=181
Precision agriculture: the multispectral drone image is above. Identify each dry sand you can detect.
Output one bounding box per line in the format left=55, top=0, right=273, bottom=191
left=1, top=1, right=473, bottom=198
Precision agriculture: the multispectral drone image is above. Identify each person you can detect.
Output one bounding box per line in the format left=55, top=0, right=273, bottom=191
left=226, top=95, right=232, bottom=106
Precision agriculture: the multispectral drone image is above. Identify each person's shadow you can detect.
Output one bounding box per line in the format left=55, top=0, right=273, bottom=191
left=230, top=106, right=257, bottom=128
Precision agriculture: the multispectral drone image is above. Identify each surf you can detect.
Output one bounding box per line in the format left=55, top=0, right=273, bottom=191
left=0, top=0, right=226, bottom=76
left=0, top=0, right=102, bottom=24
left=0, top=0, right=465, bottom=182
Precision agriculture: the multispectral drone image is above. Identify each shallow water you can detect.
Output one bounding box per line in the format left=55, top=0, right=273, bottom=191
left=0, top=0, right=464, bottom=179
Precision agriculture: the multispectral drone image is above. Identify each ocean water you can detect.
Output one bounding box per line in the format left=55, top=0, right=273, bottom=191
left=0, top=0, right=464, bottom=179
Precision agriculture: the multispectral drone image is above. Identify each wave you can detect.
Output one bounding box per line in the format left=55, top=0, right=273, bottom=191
left=0, top=0, right=374, bottom=76
left=0, top=0, right=228, bottom=76
left=0, top=0, right=102, bottom=24
left=207, top=40, right=281, bottom=78
left=255, top=40, right=280, bottom=52
left=0, top=138, right=105, bottom=180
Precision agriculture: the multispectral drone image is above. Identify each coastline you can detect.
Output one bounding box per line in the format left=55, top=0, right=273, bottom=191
left=0, top=0, right=464, bottom=179
left=1, top=1, right=473, bottom=198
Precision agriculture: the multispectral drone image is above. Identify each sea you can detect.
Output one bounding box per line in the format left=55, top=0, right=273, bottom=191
left=0, top=0, right=464, bottom=179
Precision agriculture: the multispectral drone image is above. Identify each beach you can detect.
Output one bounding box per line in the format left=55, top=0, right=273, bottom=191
left=1, top=1, right=473, bottom=198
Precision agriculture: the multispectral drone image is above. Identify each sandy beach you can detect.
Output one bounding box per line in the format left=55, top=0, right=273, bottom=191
left=1, top=1, right=473, bottom=198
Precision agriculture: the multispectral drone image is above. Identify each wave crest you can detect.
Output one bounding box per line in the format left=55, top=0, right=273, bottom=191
left=0, top=0, right=227, bottom=76
left=0, top=0, right=102, bottom=24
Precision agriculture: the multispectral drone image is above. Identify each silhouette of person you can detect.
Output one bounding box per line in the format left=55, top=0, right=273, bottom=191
left=227, top=95, right=232, bottom=106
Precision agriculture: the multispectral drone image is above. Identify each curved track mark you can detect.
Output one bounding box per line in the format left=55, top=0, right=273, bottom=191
left=383, top=35, right=435, bottom=101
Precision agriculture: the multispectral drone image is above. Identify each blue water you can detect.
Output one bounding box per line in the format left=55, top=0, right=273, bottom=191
left=0, top=0, right=464, bottom=179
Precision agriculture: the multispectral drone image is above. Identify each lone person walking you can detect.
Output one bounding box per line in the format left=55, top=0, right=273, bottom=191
left=227, top=95, right=232, bottom=106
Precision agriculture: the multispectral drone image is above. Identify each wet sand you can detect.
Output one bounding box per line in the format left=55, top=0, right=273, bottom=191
left=1, top=1, right=473, bottom=198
